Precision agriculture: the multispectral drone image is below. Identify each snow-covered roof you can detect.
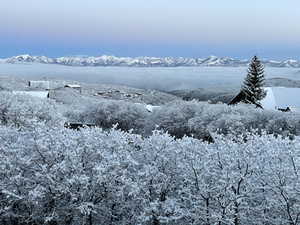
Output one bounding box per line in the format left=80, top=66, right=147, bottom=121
left=261, top=87, right=300, bottom=110
left=65, top=84, right=81, bottom=88
left=29, top=80, right=49, bottom=84
left=12, top=91, right=49, bottom=98
left=145, top=105, right=160, bottom=113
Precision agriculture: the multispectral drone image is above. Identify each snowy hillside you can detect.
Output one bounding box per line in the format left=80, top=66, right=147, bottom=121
left=1, top=54, right=300, bottom=68
left=0, top=76, right=179, bottom=105
left=2, top=75, right=300, bottom=225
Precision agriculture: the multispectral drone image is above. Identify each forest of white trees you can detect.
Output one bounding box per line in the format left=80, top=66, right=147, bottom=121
left=0, top=91, right=300, bottom=225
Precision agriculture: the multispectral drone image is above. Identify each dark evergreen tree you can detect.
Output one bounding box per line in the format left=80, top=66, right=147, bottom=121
left=241, top=56, right=266, bottom=106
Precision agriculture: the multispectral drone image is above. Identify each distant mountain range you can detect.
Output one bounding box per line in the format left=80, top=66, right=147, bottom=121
left=1, top=54, right=300, bottom=68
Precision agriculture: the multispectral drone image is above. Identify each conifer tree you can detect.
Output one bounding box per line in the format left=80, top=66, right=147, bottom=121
left=241, top=56, right=266, bottom=106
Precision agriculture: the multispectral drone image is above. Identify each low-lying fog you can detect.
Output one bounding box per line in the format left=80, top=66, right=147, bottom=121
left=0, top=63, right=299, bottom=91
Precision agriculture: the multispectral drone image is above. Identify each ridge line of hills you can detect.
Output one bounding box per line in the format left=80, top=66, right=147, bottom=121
left=1, top=54, right=300, bottom=68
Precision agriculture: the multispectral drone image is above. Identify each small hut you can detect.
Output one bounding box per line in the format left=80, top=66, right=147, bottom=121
left=64, top=84, right=82, bottom=93
left=229, top=87, right=300, bottom=112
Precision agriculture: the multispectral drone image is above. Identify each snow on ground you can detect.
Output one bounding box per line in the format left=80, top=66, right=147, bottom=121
left=0, top=76, right=179, bottom=106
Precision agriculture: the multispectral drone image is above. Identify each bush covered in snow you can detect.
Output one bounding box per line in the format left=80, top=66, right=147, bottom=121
left=0, top=92, right=65, bottom=128
left=148, top=100, right=300, bottom=139
left=64, top=99, right=300, bottom=140
left=69, top=99, right=150, bottom=133
left=0, top=90, right=299, bottom=140
left=0, top=125, right=299, bottom=225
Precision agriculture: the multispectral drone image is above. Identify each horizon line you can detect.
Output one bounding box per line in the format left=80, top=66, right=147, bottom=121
left=1, top=54, right=299, bottom=61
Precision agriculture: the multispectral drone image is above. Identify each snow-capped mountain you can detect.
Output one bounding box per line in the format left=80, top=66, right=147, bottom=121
left=1, top=54, right=300, bottom=68
left=4, top=55, right=55, bottom=64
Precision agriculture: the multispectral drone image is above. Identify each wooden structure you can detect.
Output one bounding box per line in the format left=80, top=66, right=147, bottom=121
left=228, top=91, right=262, bottom=108
left=228, top=91, right=246, bottom=105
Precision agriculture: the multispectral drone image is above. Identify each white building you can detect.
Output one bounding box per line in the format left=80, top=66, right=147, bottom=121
left=12, top=91, right=49, bottom=99
left=261, top=87, right=300, bottom=112
left=28, top=81, right=50, bottom=89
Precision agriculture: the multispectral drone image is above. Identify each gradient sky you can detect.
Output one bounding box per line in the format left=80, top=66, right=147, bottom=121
left=1, top=0, right=300, bottom=59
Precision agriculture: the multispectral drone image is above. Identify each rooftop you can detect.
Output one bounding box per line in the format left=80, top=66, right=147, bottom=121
left=261, top=87, right=300, bottom=110
left=12, top=91, right=49, bottom=98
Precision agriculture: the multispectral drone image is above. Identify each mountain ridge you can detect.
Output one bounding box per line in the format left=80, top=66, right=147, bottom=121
left=1, top=54, right=300, bottom=68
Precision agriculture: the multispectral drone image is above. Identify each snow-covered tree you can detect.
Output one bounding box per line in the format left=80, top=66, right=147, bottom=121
left=1, top=124, right=300, bottom=225
left=70, top=99, right=150, bottom=134
left=0, top=92, right=65, bottom=128
left=241, top=56, right=266, bottom=107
